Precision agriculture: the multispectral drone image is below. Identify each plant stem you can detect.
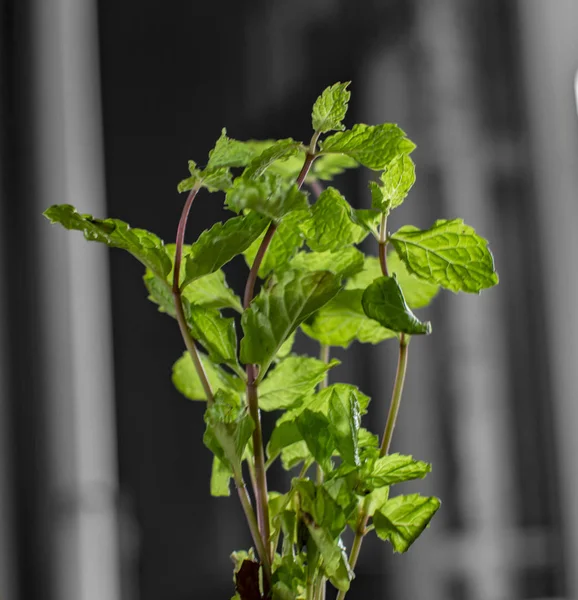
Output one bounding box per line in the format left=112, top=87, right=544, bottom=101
left=380, top=334, right=410, bottom=456
left=234, top=475, right=272, bottom=586
left=173, top=186, right=214, bottom=404
left=243, top=222, right=277, bottom=310
left=241, top=136, right=320, bottom=571
left=319, top=344, right=330, bottom=390
left=246, top=369, right=271, bottom=563
left=378, top=212, right=389, bottom=277
left=317, top=344, right=330, bottom=485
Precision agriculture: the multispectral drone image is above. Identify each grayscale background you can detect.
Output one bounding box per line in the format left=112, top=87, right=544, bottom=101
left=1, top=1, right=577, bottom=599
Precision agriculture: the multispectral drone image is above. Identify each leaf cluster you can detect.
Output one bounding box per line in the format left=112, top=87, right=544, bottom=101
left=44, top=82, right=498, bottom=600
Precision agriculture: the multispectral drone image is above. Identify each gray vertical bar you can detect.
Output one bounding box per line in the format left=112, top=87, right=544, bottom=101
left=519, top=1, right=578, bottom=598
left=32, top=0, right=122, bottom=598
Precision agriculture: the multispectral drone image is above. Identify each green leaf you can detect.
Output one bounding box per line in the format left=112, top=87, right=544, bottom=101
left=293, top=480, right=347, bottom=539
left=328, top=388, right=361, bottom=466
left=276, top=330, right=296, bottom=360
left=362, top=276, right=432, bottom=335
left=280, top=441, right=312, bottom=471
left=322, top=477, right=359, bottom=524
left=389, top=219, right=499, bottom=293
left=225, top=174, right=308, bottom=221
left=268, top=384, right=370, bottom=461
left=347, top=255, right=439, bottom=310
left=177, top=160, right=233, bottom=193
left=182, top=212, right=269, bottom=287
left=301, top=289, right=396, bottom=348
left=289, top=247, right=364, bottom=279
left=144, top=266, right=242, bottom=318
left=350, top=209, right=382, bottom=239
left=271, top=554, right=306, bottom=600
left=296, top=410, right=335, bottom=473
left=311, top=82, right=351, bottom=134
left=243, top=210, right=307, bottom=278
left=188, top=307, right=240, bottom=371
left=233, top=141, right=358, bottom=183
left=44, top=204, right=172, bottom=279
left=301, top=187, right=367, bottom=252
left=302, top=517, right=352, bottom=592
left=243, top=139, right=302, bottom=180
left=319, top=123, right=416, bottom=171
left=370, top=154, right=416, bottom=212
left=203, top=389, right=255, bottom=474
left=373, top=494, right=441, bottom=553
left=309, top=154, right=358, bottom=181
left=201, top=168, right=234, bottom=193
left=207, top=128, right=257, bottom=169
left=172, top=351, right=244, bottom=401
left=240, top=269, right=342, bottom=379
left=210, top=456, right=233, bottom=497
left=259, top=356, right=340, bottom=411
left=182, top=269, right=243, bottom=312
left=361, top=453, right=432, bottom=490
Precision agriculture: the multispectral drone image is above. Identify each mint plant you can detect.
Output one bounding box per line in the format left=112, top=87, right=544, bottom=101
left=44, top=82, right=498, bottom=600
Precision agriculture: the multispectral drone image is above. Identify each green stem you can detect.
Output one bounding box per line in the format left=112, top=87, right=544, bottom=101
left=380, top=334, right=410, bottom=456
left=246, top=372, right=271, bottom=563
left=378, top=212, right=389, bottom=277
left=234, top=474, right=272, bottom=588
left=173, top=186, right=214, bottom=404
left=317, top=344, right=330, bottom=485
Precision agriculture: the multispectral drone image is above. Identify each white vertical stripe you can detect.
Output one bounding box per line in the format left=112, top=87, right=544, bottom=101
left=32, top=0, right=121, bottom=598
left=519, top=2, right=578, bottom=598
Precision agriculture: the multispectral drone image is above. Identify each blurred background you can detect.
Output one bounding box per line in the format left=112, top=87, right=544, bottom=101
left=2, top=0, right=578, bottom=599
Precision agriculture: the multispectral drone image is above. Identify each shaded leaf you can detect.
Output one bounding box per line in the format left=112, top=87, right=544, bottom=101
left=296, top=410, right=335, bottom=473
left=172, top=351, right=244, bottom=401
left=346, top=255, right=439, bottom=310
left=226, top=174, right=308, bottom=221
left=268, top=384, right=370, bottom=461
left=182, top=212, right=269, bottom=287
left=309, top=154, right=358, bottom=181
left=203, top=389, right=255, bottom=474
left=328, top=388, right=361, bottom=466
left=362, top=275, right=432, bottom=335
left=301, top=289, right=396, bottom=348
left=243, top=139, right=302, bottom=180
left=188, top=307, right=240, bottom=371
left=240, top=269, right=341, bottom=379
left=244, top=210, right=307, bottom=278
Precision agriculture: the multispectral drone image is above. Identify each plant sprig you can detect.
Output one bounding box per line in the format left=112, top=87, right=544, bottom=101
left=44, top=81, right=498, bottom=600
